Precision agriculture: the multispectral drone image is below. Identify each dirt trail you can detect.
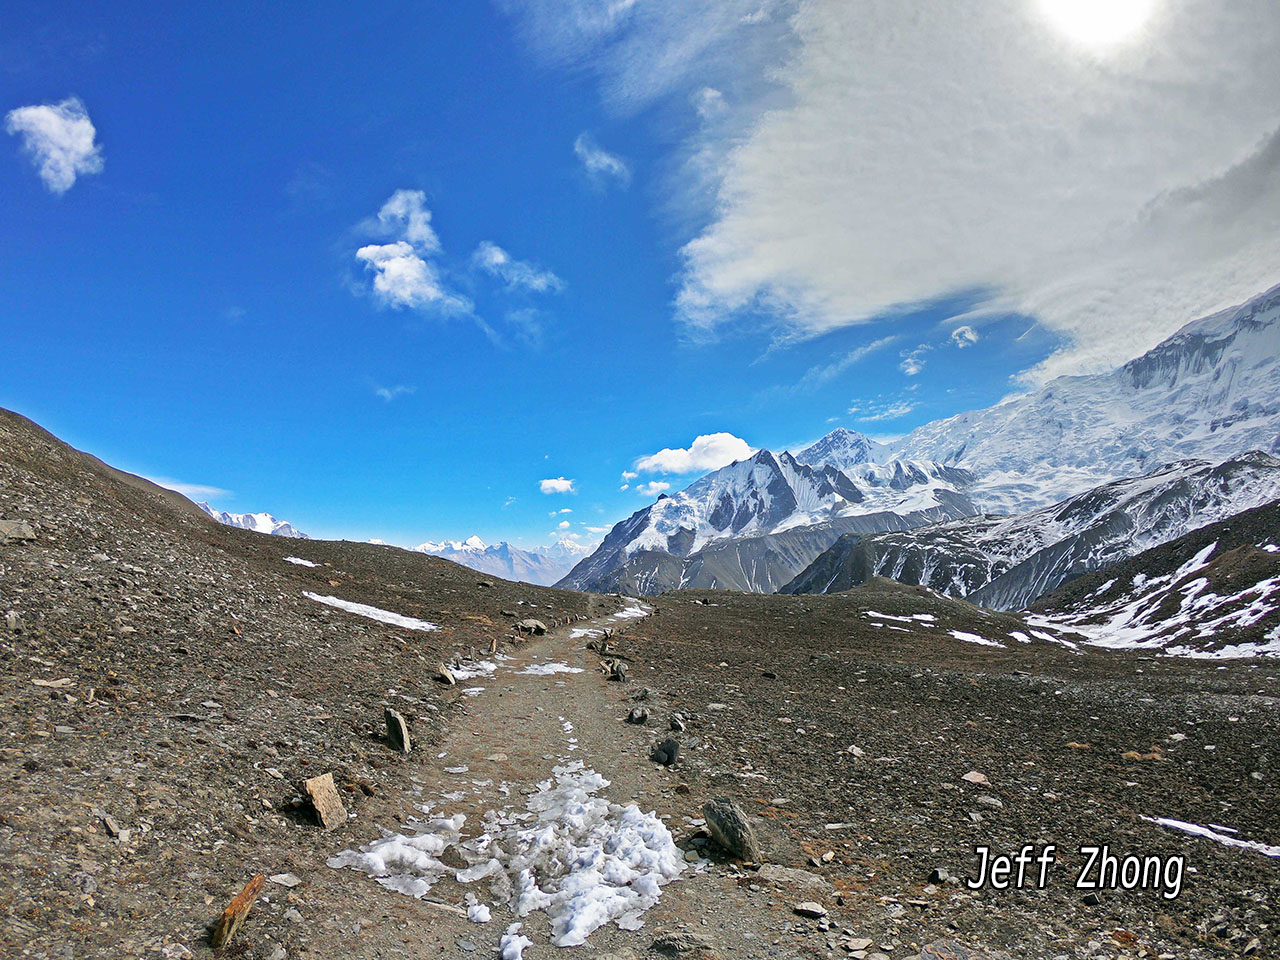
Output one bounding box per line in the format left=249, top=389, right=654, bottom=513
left=304, top=600, right=788, bottom=960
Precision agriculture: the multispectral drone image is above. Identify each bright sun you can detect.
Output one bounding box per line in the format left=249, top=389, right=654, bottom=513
left=1038, top=0, right=1157, bottom=47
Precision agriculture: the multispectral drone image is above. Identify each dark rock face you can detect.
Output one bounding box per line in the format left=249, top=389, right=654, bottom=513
left=651, top=738, right=680, bottom=766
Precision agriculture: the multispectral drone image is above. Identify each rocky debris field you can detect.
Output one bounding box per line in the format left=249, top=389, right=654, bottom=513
left=624, top=584, right=1278, bottom=958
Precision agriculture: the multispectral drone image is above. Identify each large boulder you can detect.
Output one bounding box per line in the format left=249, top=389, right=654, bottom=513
left=704, top=796, right=761, bottom=862
left=517, top=618, right=547, bottom=636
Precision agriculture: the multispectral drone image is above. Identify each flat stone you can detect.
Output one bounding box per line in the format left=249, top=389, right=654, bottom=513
left=793, top=901, right=828, bottom=918
left=0, top=520, right=36, bottom=542
left=652, top=931, right=714, bottom=955
left=759, top=864, right=830, bottom=889
left=302, top=772, right=347, bottom=831
left=268, top=873, right=302, bottom=888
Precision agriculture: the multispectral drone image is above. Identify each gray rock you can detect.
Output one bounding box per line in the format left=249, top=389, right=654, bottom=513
left=627, top=707, right=649, bottom=725
left=703, top=796, right=761, bottom=862
left=517, top=618, right=547, bottom=635
left=651, top=738, right=680, bottom=766
left=0, top=520, right=36, bottom=542
left=793, top=901, right=828, bottom=918
left=669, top=715, right=687, bottom=732
left=928, top=866, right=949, bottom=883
left=758, top=863, right=830, bottom=889
left=652, top=931, right=713, bottom=955
left=435, top=663, right=456, bottom=685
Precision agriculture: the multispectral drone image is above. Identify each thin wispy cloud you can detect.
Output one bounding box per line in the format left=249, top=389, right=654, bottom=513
left=5, top=96, right=103, bottom=193
left=145, top=476, right=232, bottom=499
left=473, top=241, right=564, bottom=292
left=800, top=335, right=898, bottom=389
left=574, top=133, right=630, bottom=188
left=374, top=384, right=415, bottom=402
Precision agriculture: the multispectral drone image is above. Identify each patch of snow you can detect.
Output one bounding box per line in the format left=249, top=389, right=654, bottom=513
left=1143, top=817, right=1280, bottom=858
left=500, top=924, right=532, bottom=960
left=517, top=662, right=584, bottom=676
left=468, top=903, right=492, bottom=923
left=303, top=592, right=438, bottom=631
left=284, top=556, right=319, bottom=567
left=949, top=630, right=1004, bottom=648
left=449, top=660, right=498, bottom=681
left=328, top=761, right=686, bottom=947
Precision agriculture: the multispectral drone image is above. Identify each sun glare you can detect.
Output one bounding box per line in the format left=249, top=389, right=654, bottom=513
left=1038, top=0, right=1157, bottom=47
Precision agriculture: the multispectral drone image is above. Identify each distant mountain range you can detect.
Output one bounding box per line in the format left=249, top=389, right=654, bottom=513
left=413, top=536, right=595, bottom=587
left=198, top=502, right=308, bottom=538
left=562, top=284, right=1280, bottom=600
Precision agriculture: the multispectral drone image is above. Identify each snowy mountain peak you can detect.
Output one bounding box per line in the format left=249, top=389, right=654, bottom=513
left=198, top=502, right=307, bottom=539
left=794, top=428, right=885, bottom=472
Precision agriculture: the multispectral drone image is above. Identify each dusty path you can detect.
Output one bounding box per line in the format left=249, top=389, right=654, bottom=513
left=299, top=599, right=802, bottom=960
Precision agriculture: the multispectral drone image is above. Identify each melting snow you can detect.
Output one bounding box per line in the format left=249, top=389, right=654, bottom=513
left=1143, top=817, right=1280, bottom=858
left=450, top=660, right=499, bottom=681
left=949, top=630, right=1004, bottom=648
left=328, top=760, right=686, bottom=946
left=303, top=592, right=439, bottom=631
left=284, top=556, right=319, bottom=567
left=517, top=662, right=584, bottom=676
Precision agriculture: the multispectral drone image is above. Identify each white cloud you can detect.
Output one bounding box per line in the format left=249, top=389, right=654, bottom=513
left=636, top=480, right=671, bottom=496
left=618, top=483, right=630, bottom=491
left=620, top=470, right=638, bottom=481
left=634, top=432, right=753, bottom=475
left=585, top=525, right=610, bottom=533
left=539, top=476, right=576, bottom=494
left=370, top=189, right=440, bottom=250
left=374, top=384, right=415, bottom=401
left=5, top=96, right=103, bottom=194
left=558, top=519, right=572, bottom=529
left=898, top=345, right=929, bottom=377
left=356, top=242, right=470, bottom=312
left=574, top=133, right=630, bottom=188
left=145, top=476, right=232, bottom=499
left=355, top=192, right=472, bottom=316
left=800, top=335, right=897, bottom=388
left=856, top=400, right=917, bottom=422
left=508, top=1, right=1280, bottom=382
left=693, top=87, right=727, bottom=120
left=473, top=241, right=564, bottom=292
left=950, top=325, right=979, bottom=348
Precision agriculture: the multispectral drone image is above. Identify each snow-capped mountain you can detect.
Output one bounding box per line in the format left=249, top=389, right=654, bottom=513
left=790, top=427, right=888, bottom=472
left=782, top=452, right=1280, bottom=609
left=558, top=445, right=977, bottom=594
left=891, top=283, right=1280, bottom=513
left=415, top=535, right=594, bottom=587
left=198, top=502, right=307, bottom=538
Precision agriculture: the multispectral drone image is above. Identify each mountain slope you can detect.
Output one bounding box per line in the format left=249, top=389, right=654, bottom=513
left=558, top=444, right=977, bottom=594
left=1031, top=498, right=1280, bottom=658
left=782, top=452, right=1280, bottom=609
left=891, top=284, right=1280, bottom=513
left=198, top=501, right=307, bottom=538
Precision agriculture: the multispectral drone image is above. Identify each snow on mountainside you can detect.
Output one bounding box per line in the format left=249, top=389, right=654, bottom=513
left=415, top=536, right=594, bottom=587
left=198, top=502, right=307, bottom=538
left=890, top=284, right=1280, bottom=513
left=790, top=427, right=888, bottom=472
left=1031, top=498, right=1280, bottom=658
left=558, top=443, right=978, bottom=594
left=782, top=452, right=1280, bottom=610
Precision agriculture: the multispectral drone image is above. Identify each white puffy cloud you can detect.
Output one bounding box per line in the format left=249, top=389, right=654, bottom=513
left=558, top=519, right=571, bottom=529
left=539, top=477, right=576, bottom=494
left=636, top=480, right=670, bottom=496
left=574, top=133, right=630, bottom=188
left=950, top=325, right=979, bottom=349
left=5, top=96, right=103, bottom=194
left=504, top=0, right=1280, bottom=382
left=356, top=242, right=470, bottom=313
left=634, top=432, right=753, bottom=475
left=473, top=241, right=564, bottom=292
left=371, top=189, right=440, bottom=250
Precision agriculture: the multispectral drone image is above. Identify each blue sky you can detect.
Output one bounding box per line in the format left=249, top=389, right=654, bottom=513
left=4, top=1, right=1277, bottom=547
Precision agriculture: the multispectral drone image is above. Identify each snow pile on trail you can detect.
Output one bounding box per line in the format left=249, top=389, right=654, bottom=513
left=327, top=760, right=686, bottom=946
left=302, top=592, right=438, bottom=631
left=517, top=662, right=584, bottom=676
